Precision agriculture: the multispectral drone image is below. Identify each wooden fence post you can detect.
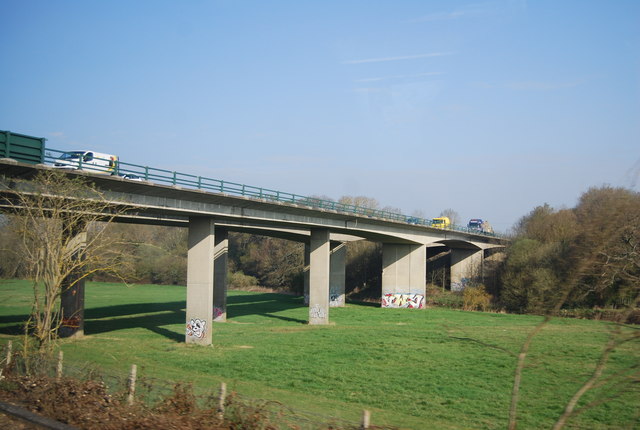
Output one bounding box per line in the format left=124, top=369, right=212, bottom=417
left=127, top=364, right=137, bottom=406
left=360, top=409, right=370, bottom=430
left=5, top=341, right=12, bottom=368
left=56, top=350, right=63, bottom=381
left=217, top=382, right=227, bottom=419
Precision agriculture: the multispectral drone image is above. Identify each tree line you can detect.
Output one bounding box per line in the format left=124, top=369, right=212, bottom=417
left=496, top=186, right=639, bottom=317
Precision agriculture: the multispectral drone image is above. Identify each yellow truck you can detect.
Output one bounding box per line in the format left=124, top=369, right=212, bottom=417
left=431, top=216, right=451, bottom=229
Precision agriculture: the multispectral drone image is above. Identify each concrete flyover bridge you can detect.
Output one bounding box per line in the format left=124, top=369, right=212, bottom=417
left=0, top=158, right=508, bottom=345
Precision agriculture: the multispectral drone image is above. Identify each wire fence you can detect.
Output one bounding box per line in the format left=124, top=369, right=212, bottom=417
left=1, top=341, right=396, bottom=430
left=42, top=148, right=499, bottom=238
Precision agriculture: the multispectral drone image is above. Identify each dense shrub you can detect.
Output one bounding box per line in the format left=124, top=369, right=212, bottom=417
left=462, top=285, right=492, bottom=311
left=499, top=239, right=566, bottom=313
left=228, top=271, right=258, bottom=290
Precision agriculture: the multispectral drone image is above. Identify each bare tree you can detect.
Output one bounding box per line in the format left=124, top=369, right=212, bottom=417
left=338, top=195, right=380, bottom=209
left=0, top=170, right=130, bottom=349
left=411, top=209, right=427, bottom=219
left=439, top=208, right=460, bottom=226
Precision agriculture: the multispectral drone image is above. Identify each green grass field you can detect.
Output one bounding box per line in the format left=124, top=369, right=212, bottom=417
left=0, top=280, right=638, bottom=429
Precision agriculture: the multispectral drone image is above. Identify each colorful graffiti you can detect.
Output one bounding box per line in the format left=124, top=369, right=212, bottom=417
left=213, top=306, right=224, bottom=321
left=451, top=277, right=471, bottom=292
left=329, top=294, right=341, bottom=306
left=381, top=293, right=425, bottom=309
left=61, top=316, right=81, bottom=328
left=310, top=304, right=326, bottom=319
left=186, top=318, right=207, bottom=339
left=329, top=286, right=344, bottom=307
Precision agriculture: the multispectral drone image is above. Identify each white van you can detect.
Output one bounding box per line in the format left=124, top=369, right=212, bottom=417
left=53, top=150, right=119, bottom=175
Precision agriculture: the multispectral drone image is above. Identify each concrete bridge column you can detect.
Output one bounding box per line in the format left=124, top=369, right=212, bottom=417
left=450, top=249, right=483, bottom=291
left=213, top=227, right=228, bottom=322
left=303, top=243, right=310, bottom=305
left=59, top=227, right=88, bottom=339
left=304, top=241, right=345, bottom=307
left=186, top=217, right=215, bottom=345
left=381, top=243, right=426, bottom=309
left=330, top=243, right=346, bottom=307
left=309, top=229, right=330, bottom=324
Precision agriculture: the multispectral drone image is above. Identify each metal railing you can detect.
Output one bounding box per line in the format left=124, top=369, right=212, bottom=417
left=42, top=148, right=498, bottom=237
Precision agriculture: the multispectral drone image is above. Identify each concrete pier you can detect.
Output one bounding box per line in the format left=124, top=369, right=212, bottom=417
left=381, top=243, right=426, bottom=309
left=59, top=228, right=87, bottom=338
left=330, top=243, right=346, bottom=307
left=309, top=229, right=330, bottom=324
left=450, top=248, right=483, bottom=291
left=213, top=227, right=228, bottom=322
left=303, top=243, right=310, bottom=305
left=186, top=217, right=215, bottom=345
left=304, top=241, right=345, bottom=308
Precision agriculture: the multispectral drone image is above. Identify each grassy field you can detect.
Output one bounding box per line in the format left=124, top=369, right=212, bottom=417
left=0, top=280, right=638, bottom=429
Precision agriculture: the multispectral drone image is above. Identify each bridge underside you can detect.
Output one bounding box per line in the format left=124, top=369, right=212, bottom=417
left=1, top=160, right=507, bottom=345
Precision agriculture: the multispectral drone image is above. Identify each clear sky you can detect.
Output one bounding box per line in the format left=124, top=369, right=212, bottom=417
left=2, top=0, right=639, bottom=232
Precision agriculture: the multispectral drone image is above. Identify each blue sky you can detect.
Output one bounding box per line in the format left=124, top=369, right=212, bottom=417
left=2, top=0, right=639, bottom=232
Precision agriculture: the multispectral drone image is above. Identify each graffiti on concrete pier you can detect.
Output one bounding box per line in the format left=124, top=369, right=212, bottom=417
left=186, top=318, right=207, bottom=339
left=381, top=293, right=424, bottom=309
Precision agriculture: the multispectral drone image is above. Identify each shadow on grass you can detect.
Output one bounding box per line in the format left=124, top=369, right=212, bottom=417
left=0, top=292, right=308, bottom=341
left=346, top=298, right=380, bottom=307
left=255, top=313, right=307, bottom=324
left=87, top=308, right=186, bottom=342
left=0, top=321, right=24, bottom=336
left=228, top=293, right=305, bottom=318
